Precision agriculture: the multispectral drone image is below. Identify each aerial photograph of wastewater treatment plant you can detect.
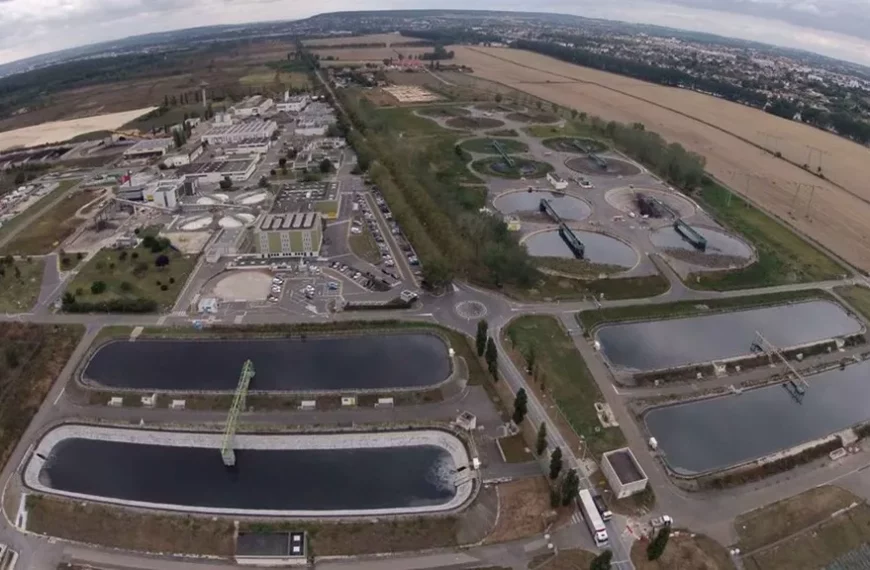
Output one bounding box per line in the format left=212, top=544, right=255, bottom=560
left=4, top=4, right=870, bottom=570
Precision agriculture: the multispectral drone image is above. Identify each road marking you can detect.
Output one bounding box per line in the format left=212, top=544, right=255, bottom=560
left=53, top=387, right=66, bottom=406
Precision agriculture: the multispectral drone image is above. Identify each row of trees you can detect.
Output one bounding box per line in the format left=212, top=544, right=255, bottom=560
left=339, top=92, right=539, bottom=289
left=767, top=100, right=870, bottom=144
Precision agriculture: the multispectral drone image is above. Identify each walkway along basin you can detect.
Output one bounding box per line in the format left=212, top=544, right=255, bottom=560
left=595, top=300, right=862, bottom=372
left=82, top=333, right=451, bottom=392
left=645, top=360, right=870, bottom=475
left=26, top=425, right=473, bottom=517
left=523, top=230, right=638, bottom=267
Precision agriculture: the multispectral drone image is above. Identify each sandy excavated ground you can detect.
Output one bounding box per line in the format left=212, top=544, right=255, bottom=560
left=452, top=46, right=870, bottom=271
left=0, top=107, right=155, bottom=150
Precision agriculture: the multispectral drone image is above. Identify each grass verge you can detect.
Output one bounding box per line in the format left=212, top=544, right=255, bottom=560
left=64, top=245, right=196, bottom=311
left=505, top=315, right=626, bottom=458
left=743, top=503, right=870, bottom=570
left=631, top=533, right=736, bottom=570
left=835, top=285, right=870, bottom=321
left=242, top=517, right=459, bottom=556
left=26, top=495, right=235, bottom=556
left=689, top=178, right=846, bottom=290
left=348, top=226, right=382, bottom=265
left=484, top=477, right=559, bottom=544
left=497, top=433, right=533, bottom=463
left=0, top=258, right=44, bottom=312
left=506, top=273, right=669, bottom=302
left=0, top=323, right=83, bottom=471
left=577, top=288, right=828, bottom=331
left=0, top=180, right=86, bottom=254
left=734, top=485, right=859, bottom=553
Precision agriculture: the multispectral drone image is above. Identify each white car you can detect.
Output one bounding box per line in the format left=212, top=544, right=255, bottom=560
left=651, top=515, right=673, bottom=528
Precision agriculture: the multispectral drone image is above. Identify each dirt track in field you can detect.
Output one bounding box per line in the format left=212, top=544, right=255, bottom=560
left=452, top=45, right=870, bottom=272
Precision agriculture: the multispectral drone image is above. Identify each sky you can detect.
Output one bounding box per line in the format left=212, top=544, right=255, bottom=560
left=2, top=0, right=870, bottom=66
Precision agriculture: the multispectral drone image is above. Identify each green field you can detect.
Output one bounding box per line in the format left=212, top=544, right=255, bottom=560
left=416, top=106, right=470, bottom=118
left=0, top=258, right=45, bottom=313
left=834, top=285, right=870, bottom=321
left=64, top=245, right=196, bottom=311
left=240, top=68, right=311, bottom=89
left=505, top=315, right=626, bottom=458
left=688, top=178, right=846, bottom=289
left=459, top=138, right=528, bottom=154
left=1, top=184, right=96, bottom=255
left=0, top=178, right=80, bottom=245
left=577, top=288, right=828, bottom=330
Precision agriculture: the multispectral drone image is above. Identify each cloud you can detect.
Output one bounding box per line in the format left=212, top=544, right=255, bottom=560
left=1, top=0, right=870, bottom=66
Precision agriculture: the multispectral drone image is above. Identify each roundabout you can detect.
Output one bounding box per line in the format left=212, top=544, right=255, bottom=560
left=455, top=300, right=488, bottom=320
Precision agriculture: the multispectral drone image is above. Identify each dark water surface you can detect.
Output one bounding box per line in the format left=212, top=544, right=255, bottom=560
left=495, top=191, right=591, bottom=221
left=596, top=301, right=861, bottom=371
left=650, top=226, right=752, bottom=258
left=84, top=334, right=450, bottom=391
left=40, top=439, right=456, bottom=510
left=646, top=360, right=870, bottom=474
left=524, top=230, right=638, bottom=267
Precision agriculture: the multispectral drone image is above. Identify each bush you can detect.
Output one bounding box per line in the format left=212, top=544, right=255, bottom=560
left=131, top=252, right=139, bottom=260
left=169, top=277, right=175, bottom=284
left=90, top=281, right=107, bottom=295
left=118, top=251, right=128, bottom=261
left=155, top=254, right=170, bottom=268
left=119, top=281, right=133, bottom=292
left=63, top=297, right=159, bottom=313
left=160, top=284, right=168, bottom=291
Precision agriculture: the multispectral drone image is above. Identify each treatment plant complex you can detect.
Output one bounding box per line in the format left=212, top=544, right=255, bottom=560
left=3, top=22, right=870, bottom=570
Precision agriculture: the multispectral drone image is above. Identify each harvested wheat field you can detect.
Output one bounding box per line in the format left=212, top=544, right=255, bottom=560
left=452, top=45, right=870, bottom=272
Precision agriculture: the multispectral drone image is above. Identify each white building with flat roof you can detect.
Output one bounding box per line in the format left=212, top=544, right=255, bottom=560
left=202, top=121, right=278, bottom=145
left=178, top=158, right=258, bottom=183
left=123, top=138, right=174, bottom=159
left=162, top=143, right=204, bottom=168
left=276, top=95, right=310, bottom=113
left=601, top=448, right=649, bottom=499
left=231, top=95, right=274, bottom=118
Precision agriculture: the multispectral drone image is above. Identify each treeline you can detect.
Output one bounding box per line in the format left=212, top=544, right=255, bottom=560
left=62, top=296, right=158, bottom=313
left=767, top=98, right=870, bottom=144
left=337, top=94, right=538, bottom=290
left=421, top=45, right=455, bottom=61
left=399, top=29, right=502, bottom=45
left=0, top=52, right=191, bottom=119
left=515, top=39, right=768, bottom=108
left=590, top=119, right=707, bottom=190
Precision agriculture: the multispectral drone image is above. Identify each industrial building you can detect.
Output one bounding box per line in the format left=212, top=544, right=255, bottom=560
left=142, top=178, right=184, bottom=209
left=231, top=95, right=274, bottom=118
left=178, top=158, right=258, bottom=183
left=202, top=120, right=278, bottom=145
left=601, top=448, right=649, bottom=499
left=254, top=212, right=323, bottom=258
left=294, top=119, right=330, bottom=137
left=162, top=143, right=204, bottom=168
left=123, top=138, right=174, bottom=159
left=276, top=93, right=310, bottom=113
left=224, top=139, right=272, bottom=155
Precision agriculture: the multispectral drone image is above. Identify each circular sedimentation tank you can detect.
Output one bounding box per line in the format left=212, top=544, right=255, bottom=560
left=236, top=213, right=255, bottom=223
left=523, top=229, right=638, bottom=268
left=179, top=215, right=212, bottom=231
left=605, top=187, right=696, bottom=219
left=445, top=116, right=505, bottom=130
left=472, top=157, right=554, bottom=179
left=542, top=137, right=608, bottom=154
left=212, top=193, right=230, bottom=203
left=218, top=216, right=243, bottom=229
left=565, top=156, right=641, bottom=176
left=494, top=190, right=591, bottom=221
left=195, top=196, right=217, bottom=206
left=650, top=225, right=754, bottom=267
left=459, top=138, right=528, bottom=154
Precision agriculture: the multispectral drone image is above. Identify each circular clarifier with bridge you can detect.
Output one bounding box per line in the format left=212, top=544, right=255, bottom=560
left=178, top=215, right=213, bottom=231
left=472, top=157, right=553, bottom=179
left=605, top=187, right=696, bottom=219
left=542, top=137, right=608, bottom=154
left=565, top=155, right=641, bottom=176
left=494, top=190, right=591, bottom=221
left=523, top=229, right=638, bottom=268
